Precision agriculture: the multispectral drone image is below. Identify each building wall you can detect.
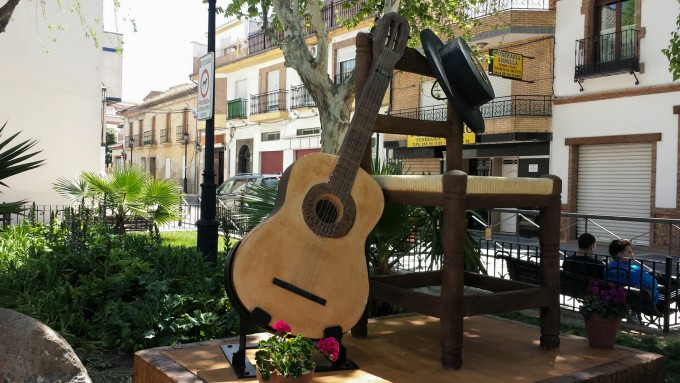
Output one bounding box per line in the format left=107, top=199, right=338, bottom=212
left=0, top=0, right=104, bottom=205
left=119, top=86, right=205, bottom=193
left=551, top=0, right=680, bottom=245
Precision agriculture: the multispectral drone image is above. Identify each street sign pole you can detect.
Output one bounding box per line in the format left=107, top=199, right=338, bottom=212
left=196, top=0, right=219, bottom=265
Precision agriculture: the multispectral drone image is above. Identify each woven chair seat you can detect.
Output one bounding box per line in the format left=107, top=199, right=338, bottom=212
left=372, top=174, right=554, bottom=195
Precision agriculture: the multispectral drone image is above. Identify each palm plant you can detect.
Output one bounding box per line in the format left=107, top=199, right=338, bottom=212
left=53, top=165, right=182, bottom=233
left=0, top=122, right=44, bottom=215
left=237, top=159, right=486, bottom=276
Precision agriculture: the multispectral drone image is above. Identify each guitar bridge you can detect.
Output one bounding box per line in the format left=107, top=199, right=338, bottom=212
left=273, top=278, right=327, bottom=306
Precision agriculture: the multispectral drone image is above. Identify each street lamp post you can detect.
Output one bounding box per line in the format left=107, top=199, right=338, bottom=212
left=129, top=138, right=134, bottom=166
left=183, top=131, right=189, bottom=193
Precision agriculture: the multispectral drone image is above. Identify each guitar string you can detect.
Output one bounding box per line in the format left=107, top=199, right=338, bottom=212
left=318, top=21, right=396, bottom=240
left=303, top=18, right=403, bottom=292
left=325, top=17, right=403, bottom=238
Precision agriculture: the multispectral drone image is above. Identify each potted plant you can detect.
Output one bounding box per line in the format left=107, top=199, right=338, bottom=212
left=255, top=320, right=339, bottom=383
left=578, top=280, right=629, bottom=349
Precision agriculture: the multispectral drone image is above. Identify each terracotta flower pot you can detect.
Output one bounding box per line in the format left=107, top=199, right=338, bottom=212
left=256, top=369, right=314, bottom=383
left=583, top=314, right=621, bottom=349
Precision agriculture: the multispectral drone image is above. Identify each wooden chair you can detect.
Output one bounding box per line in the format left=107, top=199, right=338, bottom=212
left=350, top=32, right=563, bottom=370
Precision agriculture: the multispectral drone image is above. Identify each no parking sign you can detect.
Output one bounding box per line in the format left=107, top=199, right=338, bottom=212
left=197, top=52, right=214, bottom=120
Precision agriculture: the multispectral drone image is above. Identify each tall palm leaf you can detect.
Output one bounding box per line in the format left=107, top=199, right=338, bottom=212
left=0, top=122, right=44, bottom=214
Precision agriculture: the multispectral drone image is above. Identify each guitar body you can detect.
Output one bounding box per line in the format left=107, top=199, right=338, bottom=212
left=227, top=153, right=384, bottom=338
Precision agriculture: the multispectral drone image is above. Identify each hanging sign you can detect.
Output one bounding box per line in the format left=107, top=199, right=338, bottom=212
left=489, top=49, right=523, bottom=80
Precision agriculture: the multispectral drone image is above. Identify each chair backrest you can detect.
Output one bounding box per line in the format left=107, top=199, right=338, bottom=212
left=354, top=32, right=464, bottom=175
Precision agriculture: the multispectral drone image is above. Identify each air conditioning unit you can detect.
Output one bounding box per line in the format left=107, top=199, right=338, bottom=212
left=309, top=45, right=317, bottom=58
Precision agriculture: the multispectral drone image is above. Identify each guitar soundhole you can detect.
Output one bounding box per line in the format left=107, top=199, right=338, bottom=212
left=303, top=184, right=356, bottom=238
left=315, top=198, right=338, bottom=224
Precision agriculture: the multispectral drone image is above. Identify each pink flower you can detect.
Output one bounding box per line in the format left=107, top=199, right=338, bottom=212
left=272, top=320, right=291, bottom=334
left=317, top=337, right=340, bottom=362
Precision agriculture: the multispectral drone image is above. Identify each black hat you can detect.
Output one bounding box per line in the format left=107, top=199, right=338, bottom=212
left=420, top=29, right=495, bottom=133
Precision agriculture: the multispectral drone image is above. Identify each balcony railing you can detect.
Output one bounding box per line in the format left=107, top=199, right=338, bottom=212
left=389, top=105, right=448, bottom=121
left=290, top=84, right=316, bottom=109
left=334, top=71, right=354, bottom=84
left=250, top=90, right=288, bottom=116
left=249, top=0, right=364, bottom=56
left=575, top=29, right=640, bottom=79
left=228, top=98, right=248, bottom=119
left=479, top=95, right=552, bottom=118
left=160, top=128, right=169, bottom=144
left=467, top=0, right=551, bottom=19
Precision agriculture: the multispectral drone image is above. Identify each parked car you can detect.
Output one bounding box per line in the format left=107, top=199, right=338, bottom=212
left=216, top=173, right=280, bottom=206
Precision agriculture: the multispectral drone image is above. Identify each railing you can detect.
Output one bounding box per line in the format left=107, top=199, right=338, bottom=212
left=218, top=1, right=364, bottom=64
left=334, top=71, right=354, bottom=84
left=227, top=98, right=248, bottom=119
left=467, top=0, right=552, bottom=19
left=389, top=105, right=448, bottom=121
left=575, top=29, right=640, bottom=79
left=479, top=95, right=552, bottom=118
left=290, top=84, right=316, bottom=109
left=250, top=90, right=288, bottom=115
left=247, top=29, right=284, bottom=55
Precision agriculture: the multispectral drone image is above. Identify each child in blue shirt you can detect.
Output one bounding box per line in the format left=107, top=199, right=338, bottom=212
left=605, top=238, right=659, bottom=305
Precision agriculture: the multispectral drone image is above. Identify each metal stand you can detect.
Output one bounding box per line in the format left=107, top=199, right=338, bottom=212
left=221, top=315, right=257, bottom=379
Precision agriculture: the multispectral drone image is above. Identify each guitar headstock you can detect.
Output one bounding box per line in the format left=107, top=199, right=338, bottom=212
left=372, top=12, right=410, bottom=69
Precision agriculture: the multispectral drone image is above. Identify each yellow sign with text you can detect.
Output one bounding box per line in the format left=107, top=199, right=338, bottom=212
left=490, top=50, right=523, bottom=80
left=407, top=129, right=476, bottom=147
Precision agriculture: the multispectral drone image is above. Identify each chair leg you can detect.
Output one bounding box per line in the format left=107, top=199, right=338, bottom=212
left=440, top=315, right=463, bottom=370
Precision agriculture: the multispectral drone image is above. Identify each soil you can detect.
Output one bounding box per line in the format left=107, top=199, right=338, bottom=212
left=76, top=348, right=133, bottom=383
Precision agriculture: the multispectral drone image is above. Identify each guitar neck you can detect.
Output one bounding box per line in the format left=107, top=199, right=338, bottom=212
left=328, top=56, right=394, bottom=200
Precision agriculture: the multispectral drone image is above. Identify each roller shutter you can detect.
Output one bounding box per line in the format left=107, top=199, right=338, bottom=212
left=576, top=143, right=651, bottom=245
left=260, top=151, right=283, bottom=174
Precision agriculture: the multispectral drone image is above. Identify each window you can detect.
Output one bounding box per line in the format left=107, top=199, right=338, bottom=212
left=297, top=127, right=320, bottom=136
left=595, top=0, right=637, bottom=63
left=335, top=45, right=355, bottom=83
left=575, top=0, right=639, bottom=78
left=261, top=132, right=281, bottom=141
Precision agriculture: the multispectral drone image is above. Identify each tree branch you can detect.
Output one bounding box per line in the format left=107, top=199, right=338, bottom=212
left=0, top=0, right=22, bottom=34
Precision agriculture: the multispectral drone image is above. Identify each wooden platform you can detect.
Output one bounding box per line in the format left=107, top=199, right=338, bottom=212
left=133, top=314, right=664, bottom=383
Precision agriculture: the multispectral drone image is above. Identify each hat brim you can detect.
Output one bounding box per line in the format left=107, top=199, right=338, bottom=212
left=420, top=30, right=485, bottom=134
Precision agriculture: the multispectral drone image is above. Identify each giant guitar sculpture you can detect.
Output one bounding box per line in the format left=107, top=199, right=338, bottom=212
left=226, top=13, right=410, bottom=339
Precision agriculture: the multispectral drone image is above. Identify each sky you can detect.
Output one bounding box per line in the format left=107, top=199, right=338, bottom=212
left=103, top=0, right=227, bottom=103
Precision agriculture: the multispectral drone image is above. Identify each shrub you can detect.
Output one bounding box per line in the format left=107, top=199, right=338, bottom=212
left=0, top=206, right=236, bottom=352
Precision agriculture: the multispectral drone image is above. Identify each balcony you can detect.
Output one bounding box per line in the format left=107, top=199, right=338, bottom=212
left=575, top=29, right=640, bottom=80
left=290, top=85, right=316, bottom=109
left=467, top=0, right=551, bottom=19
left=479, top=95, right=551, bottom=118
left=227, top=99, right=248, bottom=119
left=389, top=105, right=448, bottom=121
left=192, top=0, right=365, bottom=73
left=249, top=90, right=289, bottom=122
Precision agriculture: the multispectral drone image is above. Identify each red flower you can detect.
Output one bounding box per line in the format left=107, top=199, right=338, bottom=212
left=272, top=320, right=291, bottom=334
left=317, top=337, right=340, bottom=362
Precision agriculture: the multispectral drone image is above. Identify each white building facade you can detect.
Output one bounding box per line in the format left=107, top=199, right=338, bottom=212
left=551, top=0, right=680, bottom=245
left=0, top=0, right=112, bottom=206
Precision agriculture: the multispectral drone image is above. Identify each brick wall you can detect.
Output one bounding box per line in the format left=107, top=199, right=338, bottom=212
left=402, top=158, right=442, bottom=175
left=391, top=71, right=422, bottom=111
